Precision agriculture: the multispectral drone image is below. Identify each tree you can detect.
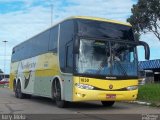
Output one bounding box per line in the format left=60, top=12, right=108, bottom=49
left=127, top=0, right=160, bottom=41
left=0, top=69, right=3, bottom=73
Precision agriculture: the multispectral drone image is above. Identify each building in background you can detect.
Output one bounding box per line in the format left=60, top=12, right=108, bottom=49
left=0, top=69, right=9, bottom=81
left=0, top=69, right=3, bottom=80
left=139, top=59, right=160, bottom=83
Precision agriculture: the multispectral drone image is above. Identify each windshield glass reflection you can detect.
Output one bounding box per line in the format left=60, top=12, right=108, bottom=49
left=76, top=39, right=138, bottom=77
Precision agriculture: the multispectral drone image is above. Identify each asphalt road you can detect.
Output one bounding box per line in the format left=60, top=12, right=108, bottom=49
left=0, top=87, right=159, bottom=120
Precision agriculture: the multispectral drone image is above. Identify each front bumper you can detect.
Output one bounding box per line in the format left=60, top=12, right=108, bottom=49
left=73, top=88, right=138, bottom=101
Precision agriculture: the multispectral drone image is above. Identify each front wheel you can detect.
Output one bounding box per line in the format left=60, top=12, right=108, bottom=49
left=53, top=79, right=67, bottom=108
left=101, top=101, right=115, bottom=107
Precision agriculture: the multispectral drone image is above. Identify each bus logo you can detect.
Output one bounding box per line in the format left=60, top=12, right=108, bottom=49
left=109, top=84, right=113, bottom=89
left=24, top=71, right=32, bottom=89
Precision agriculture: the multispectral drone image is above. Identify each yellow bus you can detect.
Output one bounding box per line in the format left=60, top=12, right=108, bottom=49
left=9, top=16, right=150, bottom=108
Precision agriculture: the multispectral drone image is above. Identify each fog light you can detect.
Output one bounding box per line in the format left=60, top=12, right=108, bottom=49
left=76, top=93, right=86, bottom=97
left=76, top=93, right=81, bottom=97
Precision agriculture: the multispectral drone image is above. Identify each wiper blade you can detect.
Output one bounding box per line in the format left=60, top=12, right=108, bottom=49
left=114, top=61, right=128, bottom=76
left=97, top=57, right=108, bottom=74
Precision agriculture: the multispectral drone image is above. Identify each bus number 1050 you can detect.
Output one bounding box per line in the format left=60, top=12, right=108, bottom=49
left=80, top=78, right=89, bottom=82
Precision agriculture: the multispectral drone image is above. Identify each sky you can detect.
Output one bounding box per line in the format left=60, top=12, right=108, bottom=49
left=0, top=0, right=160, bottom=74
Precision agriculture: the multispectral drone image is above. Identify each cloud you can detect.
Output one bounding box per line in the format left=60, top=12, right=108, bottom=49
left=140, top=33, right=160, bottom=47
left=0, top=6, right=52, bottom=73
left=138, top=32, right=160, bottom=61
left=52, top=0, right=136, bottom=22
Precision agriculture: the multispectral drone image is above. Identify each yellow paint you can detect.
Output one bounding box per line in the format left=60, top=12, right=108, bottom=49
left=35, top=69, right=59, bottom=77
left=9, top=74, right=15, bottom=90
left=79, top=77, right=137, bottom=90
left=72, top=76, right=138, bottom=101
left=35, top=53, right=59, bottom=77
left=68, top=16, right=131, bottom=26
left=9, top=52, right=59, bottom=90
left=9, top=62, right=19, bottom=90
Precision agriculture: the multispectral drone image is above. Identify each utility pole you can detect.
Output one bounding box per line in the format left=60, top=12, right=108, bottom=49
left=2, top=40, right=8, bottom=79
left=51, top=4, right=53, bottom=26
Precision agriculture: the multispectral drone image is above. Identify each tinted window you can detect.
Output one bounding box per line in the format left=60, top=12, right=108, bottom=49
left=32, top=30, right=50, bottom=56
left=65, top=41, right=73, bottom=72
left=11, top=29, right=50, bottom=62
left=49, top=25, right=58, bottom=52
left=59, top=20, right=74, bottom=73
left=77, top=19, right=134, bottom=41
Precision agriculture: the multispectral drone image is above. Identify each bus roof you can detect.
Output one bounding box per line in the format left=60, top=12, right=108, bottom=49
left=13, top=16, right=131, bottom=49
left=67, top=16, right=131, bottom=27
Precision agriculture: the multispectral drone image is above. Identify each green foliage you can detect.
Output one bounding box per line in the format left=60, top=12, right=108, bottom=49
left=134, top=33, right=140, bottom=41
left=0, top=69, right=3, bottom=73
left=127, top=0, right=160, bottom=41
left=0, top=84, right=6, bottom=88
left=138, top=83, right=160, bottom=106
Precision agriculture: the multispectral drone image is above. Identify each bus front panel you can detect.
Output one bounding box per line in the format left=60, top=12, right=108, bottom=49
left=72, top=76, right=138, bottom=101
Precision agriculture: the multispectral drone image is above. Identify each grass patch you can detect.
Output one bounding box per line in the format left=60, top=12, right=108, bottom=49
left=0, top=84, right=4, bottom=88
left=0, top=84, right=8, bottom=88
left=138, top=83, right=160, bottom=106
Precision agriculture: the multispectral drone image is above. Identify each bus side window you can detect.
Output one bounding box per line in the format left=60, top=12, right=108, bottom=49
left=59, top=20, right=74, bottom=73
left=49, top=25, right=58, bottom=52
left=65, top=41, right=73, bottom=72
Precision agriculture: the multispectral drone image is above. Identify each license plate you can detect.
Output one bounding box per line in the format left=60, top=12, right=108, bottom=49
left=106, top=94, right=116, bottom=99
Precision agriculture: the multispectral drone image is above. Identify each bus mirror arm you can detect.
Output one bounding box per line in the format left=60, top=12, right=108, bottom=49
left=138, top=41, right=150, bottom=60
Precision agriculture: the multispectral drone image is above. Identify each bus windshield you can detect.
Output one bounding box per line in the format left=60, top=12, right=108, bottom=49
left=77, top=19, right=134, bottom=41
left=75, top=39, right=138, bottom=77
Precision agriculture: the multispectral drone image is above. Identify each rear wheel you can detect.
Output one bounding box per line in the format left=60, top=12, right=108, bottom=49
left=13, top=81, right=18, bottom=98
left=16, top=81, right=25, bottom=99
left=52, top=79, right=67, bottom=108
left=101, top=101, right=115, bottom=107
left=25, top=94, right=31, bottom=99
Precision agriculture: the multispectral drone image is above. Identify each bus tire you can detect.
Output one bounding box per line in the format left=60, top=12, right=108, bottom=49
left=16, top=81, right=25, bottom=99
left=101, top=101, right=115, bottom=107
left=13, top=80, right=18, bottom=98
left=52, top=79, right=67, bottom=108
left=25, top=94, right=32, bottom=99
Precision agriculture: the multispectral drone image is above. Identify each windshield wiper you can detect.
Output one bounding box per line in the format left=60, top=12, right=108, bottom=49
left=114, top=60, right=128, bottom=76
left=97, top=57, right=109, bottom=74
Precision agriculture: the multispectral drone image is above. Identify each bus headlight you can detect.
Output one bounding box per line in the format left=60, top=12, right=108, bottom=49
left=126, top=86, right=138, bottom=91
left=75, top=83, right=94, bottom=90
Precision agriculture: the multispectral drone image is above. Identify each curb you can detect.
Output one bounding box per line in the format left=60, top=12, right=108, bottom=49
left=129, top=101, right=151, bottom=106
left=129, top=101, right=160, bottom=107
